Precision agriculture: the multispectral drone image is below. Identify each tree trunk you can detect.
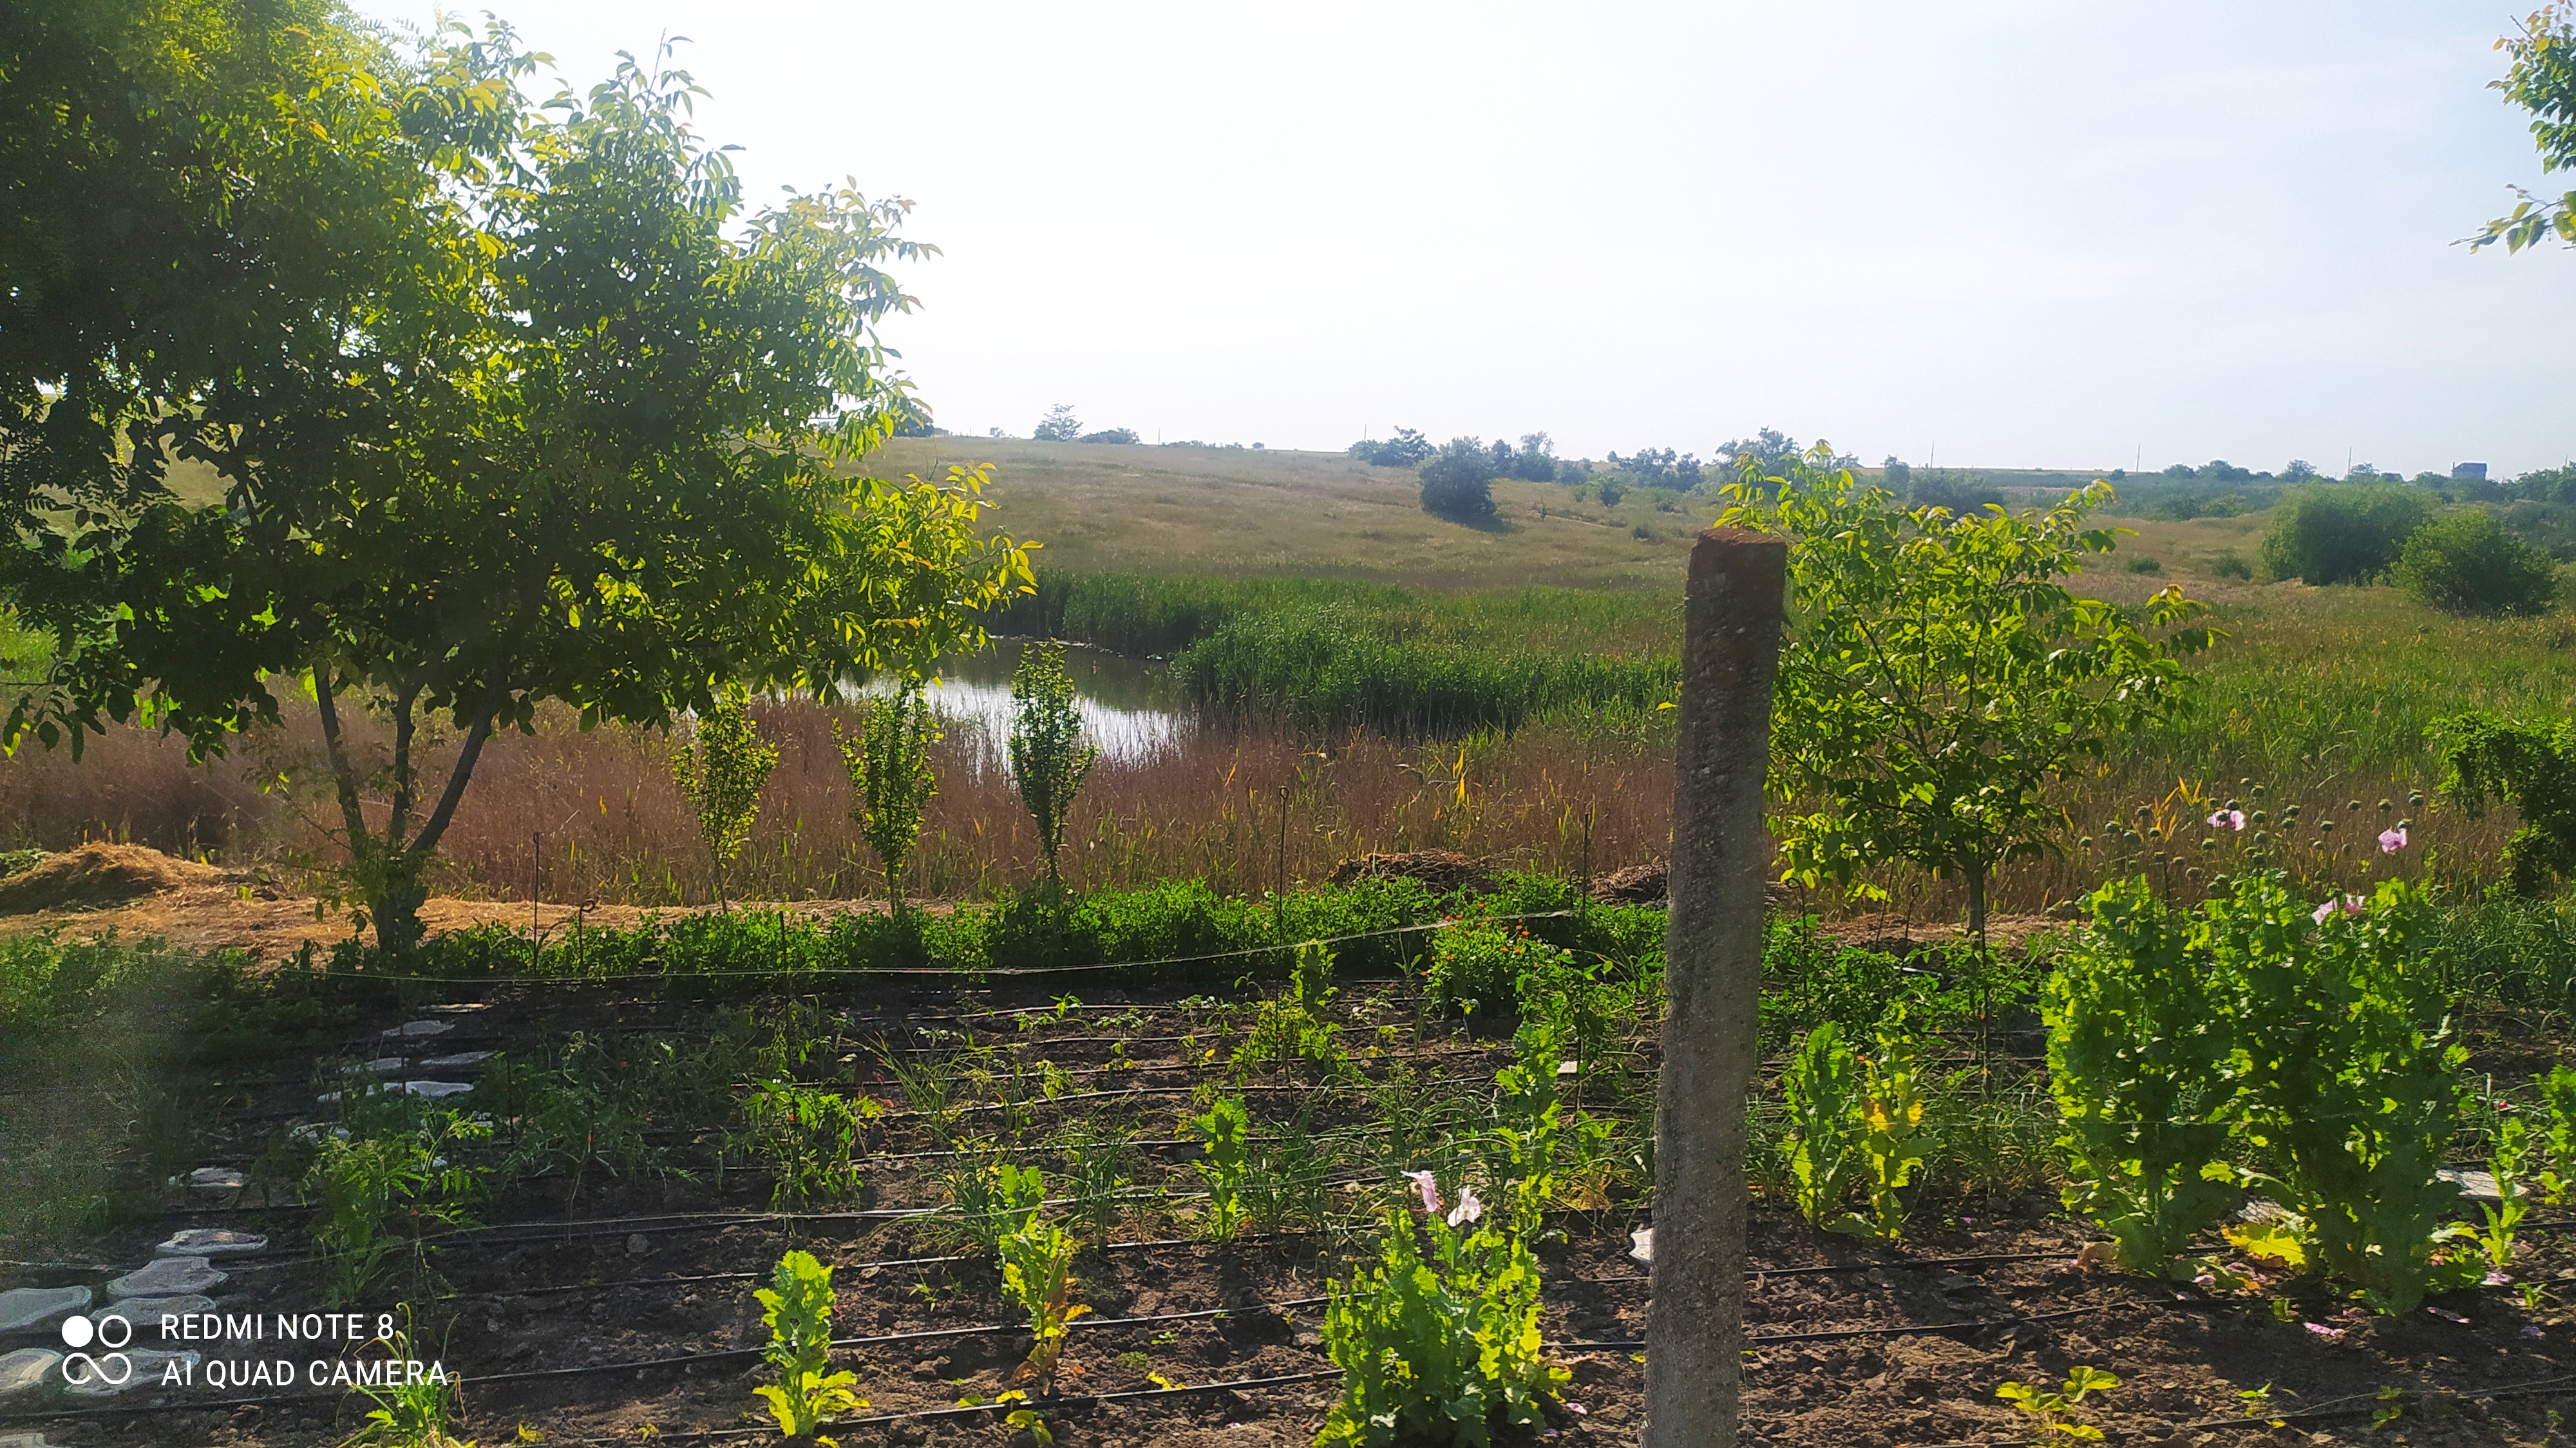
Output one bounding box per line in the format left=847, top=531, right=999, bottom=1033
left=311, top=668, right=507, bottom=955
left=1965, top=863, right=1989, bottom=946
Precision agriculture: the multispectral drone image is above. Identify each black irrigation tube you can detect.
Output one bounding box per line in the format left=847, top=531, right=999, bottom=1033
left=1911, top=1371, right=2576, bottom=1447
left=311, top=914, right=1577, bottom=989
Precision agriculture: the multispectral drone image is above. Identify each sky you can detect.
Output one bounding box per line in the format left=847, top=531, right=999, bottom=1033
left=355, top=1, right=2576, bottom=476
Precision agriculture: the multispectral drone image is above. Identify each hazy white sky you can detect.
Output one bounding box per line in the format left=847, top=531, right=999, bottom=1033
left=359, top=1, right=2576, bottom=475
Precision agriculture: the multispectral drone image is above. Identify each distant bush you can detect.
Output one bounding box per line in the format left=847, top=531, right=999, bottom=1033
left=2211, top=549, right=2253, bottom=580
left=1418, top=438, right=1499, bottom=524
left=1508, top=433, right=1560, bottom=482
left=2124, top=556, right=2162, bottom=574
left=1347, top=427, right=1433, bottom=468
left=1905, top=469, right=2003, bottom=513
left=1591, top=476, right=1625, bottom=508
left=1078, top=428, right=1139, bottom=444
left=2258, top=484, right=2433, bottom=585
left=1631, top=524, right=1654, bottom=540
left=2394, top=510, right=2561, bottom=616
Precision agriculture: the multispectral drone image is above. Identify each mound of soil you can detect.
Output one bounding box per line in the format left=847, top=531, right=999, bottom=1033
left=1327, top=848, right=1490, bottom=893
left=0, top=841, right=229, bottom=913
left=1589, top=861, right=1667, bottom=904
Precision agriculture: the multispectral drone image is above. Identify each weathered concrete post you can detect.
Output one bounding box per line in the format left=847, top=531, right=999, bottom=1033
left=1643, top=526, right=1787, bottom=1448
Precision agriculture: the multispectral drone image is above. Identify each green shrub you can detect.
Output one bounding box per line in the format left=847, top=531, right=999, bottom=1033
left=1318, top=1176, right=1565, bottom=1448
left=1780, top=1022, right=1864, bottom=1229
left=2394, top=509, right=2560, bottom=616
left=1425, top=920, right=1575, bottom=1018
left=1187, top=1094, right=1251, bottom=1243
left=1009, top=641, right=1101, bottom=888
left=2259, top=484, right=2432, bottom=585
left=2211, top=549, right=2253, bottom=580
left=670, top=681, right=778, bottom=911
left=2432, top=710, right=2576, bottom=895
left=840, top=689, right=940, bottom=913
left=1419, top=438, right=1499, bottom=524
left=744, top=1081, right=868, bottom=1208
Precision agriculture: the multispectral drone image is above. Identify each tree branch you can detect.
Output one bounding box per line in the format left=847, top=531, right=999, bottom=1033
left=404, top=680, right=511, bottom=864
left=312, top=666, right=374, bottom=853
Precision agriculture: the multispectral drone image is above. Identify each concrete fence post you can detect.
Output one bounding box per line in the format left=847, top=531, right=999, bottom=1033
left=1643, top=526, right=1788, bottom=1448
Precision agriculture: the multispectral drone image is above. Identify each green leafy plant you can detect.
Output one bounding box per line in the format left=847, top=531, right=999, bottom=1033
left=1718, top=452, right=2212, bottom=940
left=1779, top=1022, right=1865, bottom=1230
left=840, top=687, right=940, bottom=914
left=2536, top=1065, right=2576, bottom=1202
left=1187, top=1093, right=1252, bottom=1243
left=998, top=1215, right=1089, bottom=1391
left=1996, top=1366, right=2120, bottom=1442
left=2470, top=4, right=2576, bottom=253
left=752, top=1249, right=867, bottom=1443
left=1832, top=1011, right=1940, bottom=1242
left=2259, top=484, right=2432, bottom=586
left=1242, top=1112, right=1334, bottom=1234
left=672, top=682, right=780, bottom=911
left=2480, top=1114, right=2532, bottom=1276
left=942, top=1156, right=1047, bottom=1257
left=2045, top=877, right=2241, bottom=1276
left=308, top=1102, right=491, bottom=1304
left=744, top=1081, right=866, bottom=1209
left=1318, top=1174, right=1566, bottom=1447
left=1426, top=920, right=1573, bottom=1019
left=2432, top=710, right=2576, bottom=895
left=1233, top=940, right=1347, bottom=1082
left=2219, top=873, right=2470, bottom=1314
left=1009, top=641, right=1101, bottom=888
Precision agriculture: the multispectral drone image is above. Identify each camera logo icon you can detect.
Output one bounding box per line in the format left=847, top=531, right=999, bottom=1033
left=59, top=1313, right=134, bottom=1387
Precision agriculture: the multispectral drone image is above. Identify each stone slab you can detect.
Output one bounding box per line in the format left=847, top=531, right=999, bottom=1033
left=400, top=1080, right=475, bottom=1099
left=2439, top=1167, right=2504, bottom=1201
left=0, top=1286, right=89, bottom=1335
left=363, top=1056, right=407, bottom=1076
left=1628, top=1226, right=1654, bottom=1266
left=420, top=1051, right=496, bottom=1069
left=0, top=1429, right=61, bottom=1447
left=62, top=1348, right=196, bottom=1397
left=105, top=1257, right=224, bottom=1300
left=155, top=1228, right=266, bottom=1259
left=97, top=1297, right=216, bottom=1338
left=171, top=1167, right=244, bottom=1191
left=382, top=1019, right=455, bottom=1039
left=0, top=1348, right=60, bottom=1402
left=426, top=1002, right=488, bottom=1013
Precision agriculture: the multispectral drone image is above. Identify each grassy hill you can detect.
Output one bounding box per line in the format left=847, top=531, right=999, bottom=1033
left=860, top=437, right=1706, bottom=589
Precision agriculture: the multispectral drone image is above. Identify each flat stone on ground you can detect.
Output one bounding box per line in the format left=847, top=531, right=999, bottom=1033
left=171, top=1167, right=244, bottom=1191
left=0, top=1429, right=61, bottom=1447
left=2439, top=1167, right=2503, bottom=1201
left=426, top=1002, right=488, bottom=1013
left=99, top=1297, right=216, bottom=1337
left=401, top=1080, right=474, bottom=1098
left=363, top=1056, right=407, bottom=1076
left=383, top=1019, right=455, bottom=1039
left=62, top=1348, right=196, bottom=1397
left=105, top=1257, right=224, bottom=1300
left=0, top=1348, right=61, bottom=1400
left=155, top=1228, right=265, bottom=1259
left=1628, top=1226, right=1654, bottom=1266
left=0, top=1286, right=90, bottom=1335
left=420, top=1051, right=495, bottom=1069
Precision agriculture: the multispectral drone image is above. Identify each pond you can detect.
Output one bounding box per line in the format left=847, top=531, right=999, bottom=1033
left=858, top=639, right=1187, bottom=762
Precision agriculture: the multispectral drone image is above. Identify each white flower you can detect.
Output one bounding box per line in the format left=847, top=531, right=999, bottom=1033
left=1447, top=1186, right=1484, bottom=1226
left=1405, top=1169, right=1441, bottom=1215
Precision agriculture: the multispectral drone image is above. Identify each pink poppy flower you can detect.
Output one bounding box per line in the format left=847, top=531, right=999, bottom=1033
left=1448, top=1186, right=1484, bottom=1227
left=2312, top=895, right=2366, bottom=924
left=1406, top=1170, right=1441, bottom=1214
left=2378, top=826, right=2409, bottom=853
left=2303, top=1322, right=2345, bottom=1342
left=2209, top=809, right=2247, bottom=831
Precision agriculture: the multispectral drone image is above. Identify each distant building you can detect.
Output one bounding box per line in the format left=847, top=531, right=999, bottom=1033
left=2453, top=462, right=2489, bottom=481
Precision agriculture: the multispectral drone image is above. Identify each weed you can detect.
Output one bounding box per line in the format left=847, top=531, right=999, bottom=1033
left=1242, top=1111, right=1334, bottom=1235
left=1052, top=1119, right=1136, bottom=1247
left=1426, top=920, right=1573, bottom=1019
left=940, top=1152, right=1046, bottom=1256
left=1996, top=1366, right=2119, bottom=1442
left=1833, top=1010, right=1939, bottom=1242
left=2479, top=1114, right=2531, bottom=1275
left=752, top=1250, right=867, bottom=1443
left=340, top=1317, right=468, bottom=1447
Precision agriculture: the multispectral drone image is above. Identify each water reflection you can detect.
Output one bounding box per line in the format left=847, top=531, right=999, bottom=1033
left=855, top=640, right=1186, bottom=763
